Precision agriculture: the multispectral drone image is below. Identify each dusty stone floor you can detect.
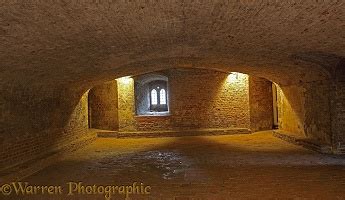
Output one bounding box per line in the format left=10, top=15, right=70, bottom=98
left=5, top=131, right=345, bottom=199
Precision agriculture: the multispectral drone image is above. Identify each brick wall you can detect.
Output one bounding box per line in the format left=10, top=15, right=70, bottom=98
left=0, top=89, right=89, bottom=170
left=117, top=77, right=136, bottom=131
left=89, top=80, right=119, bottom=131
left=333, top=81, right=345, bottom=146
left=277, top=80, right=332, bottom=145
left=249, top=76, right=273, bottom=132
left=168, top=68, right=250, bottom=130
left=135, top=115, right=172, bottom=131
left=303, top=81, right=332, bottom=144
left=115, top=68, right=252, bottom=131
left=332, top=62, right=345, bottom=148
left=277, top=84, right=305, bottom=135
left=96, top=68, right=335, bottom=144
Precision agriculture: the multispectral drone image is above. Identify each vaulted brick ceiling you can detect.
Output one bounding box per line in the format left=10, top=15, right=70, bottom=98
left=1, top=1, right=344, bottom=90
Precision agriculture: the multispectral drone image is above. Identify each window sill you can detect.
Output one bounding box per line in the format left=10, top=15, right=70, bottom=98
left=135, top=112, right=170, bottom=117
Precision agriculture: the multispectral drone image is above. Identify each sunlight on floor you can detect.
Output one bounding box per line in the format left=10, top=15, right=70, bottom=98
left=16, top=131, right=345, bottom=199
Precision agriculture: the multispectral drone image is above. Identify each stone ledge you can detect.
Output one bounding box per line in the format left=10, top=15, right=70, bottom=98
left=272, top=130, right=333, bottom=154
left=0, top=131, right=97, bottom=182
left=96, top=128, right=251, bottom=138
left=134, top=113, right=171, bottom=118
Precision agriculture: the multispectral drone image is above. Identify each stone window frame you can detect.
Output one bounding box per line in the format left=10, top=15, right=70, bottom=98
left=134, top=73, right=170, bottom=116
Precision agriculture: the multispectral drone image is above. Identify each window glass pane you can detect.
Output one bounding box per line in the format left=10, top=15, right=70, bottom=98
left=151, top=89, right=157, bottom=105
left=160, top=89, right=166, bottom=105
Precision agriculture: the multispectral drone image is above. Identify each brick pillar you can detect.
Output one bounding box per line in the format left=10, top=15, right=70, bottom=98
left=117, top=77, right=136, bottom=131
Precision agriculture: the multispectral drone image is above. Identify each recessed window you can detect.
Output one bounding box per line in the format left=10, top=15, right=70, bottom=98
left=135, top=74, right=169, bottom=115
